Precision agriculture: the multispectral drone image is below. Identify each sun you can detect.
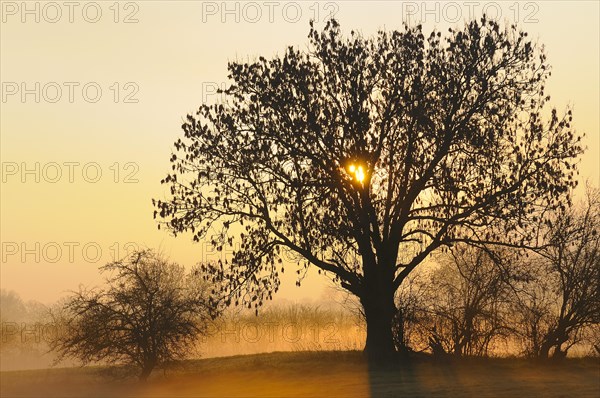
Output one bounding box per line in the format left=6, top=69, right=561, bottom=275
left=347, top=163, right=365, bottom=183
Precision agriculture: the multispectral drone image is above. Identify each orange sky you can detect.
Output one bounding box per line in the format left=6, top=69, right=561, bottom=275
left=1, top=1, right=598, bottom=304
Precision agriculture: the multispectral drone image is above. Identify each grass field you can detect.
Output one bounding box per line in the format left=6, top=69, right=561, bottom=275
left=1, top=351, right=599, bottom=397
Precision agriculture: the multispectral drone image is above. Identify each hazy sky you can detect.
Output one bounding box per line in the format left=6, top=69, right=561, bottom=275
left=1, top=1, right=599, bottom=305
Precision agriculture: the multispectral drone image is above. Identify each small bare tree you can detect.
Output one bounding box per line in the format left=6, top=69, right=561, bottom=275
left=50, top=250, right=214, bottom=380
left=512, top=187, right=600, bottom=359
left=402, top=246, right=513, bottom=357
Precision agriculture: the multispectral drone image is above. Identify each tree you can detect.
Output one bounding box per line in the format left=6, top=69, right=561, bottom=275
left=155, top=18, right=582, bottom=359
left=0, top=290, right=50, bottom=364
left=0, top=289, right=26, bottom=323
left=410, top=247, right=513, bottom=357
left=50, top=250, right=212, bottom=380
left=512, top=187, right=600, bottom=359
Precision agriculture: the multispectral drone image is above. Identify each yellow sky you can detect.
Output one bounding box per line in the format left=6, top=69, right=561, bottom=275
left=1, top=1, right=598, bottom=304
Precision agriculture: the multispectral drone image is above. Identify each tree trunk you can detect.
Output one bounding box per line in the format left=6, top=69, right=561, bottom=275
left=361, top=277, right=397, bottom=361
left=539, top=328, right=569, bottom=360
left=552, top=346, right=567, bottom=359
left=538, top=339, right=552, bottom=359
left=551, top=332, right=569, bottom=360
left=139, top=360, right=156, bottom=381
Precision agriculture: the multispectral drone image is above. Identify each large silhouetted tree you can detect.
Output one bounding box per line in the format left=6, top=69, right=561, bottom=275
left=155, top=18, right=582, bottom=358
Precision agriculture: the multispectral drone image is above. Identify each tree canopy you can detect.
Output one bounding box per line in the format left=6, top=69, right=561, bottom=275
left=50, top=250, right=212, bottom=380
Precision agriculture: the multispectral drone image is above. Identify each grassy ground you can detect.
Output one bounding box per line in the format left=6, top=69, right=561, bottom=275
left=1, top=351, right=599, bottom=397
